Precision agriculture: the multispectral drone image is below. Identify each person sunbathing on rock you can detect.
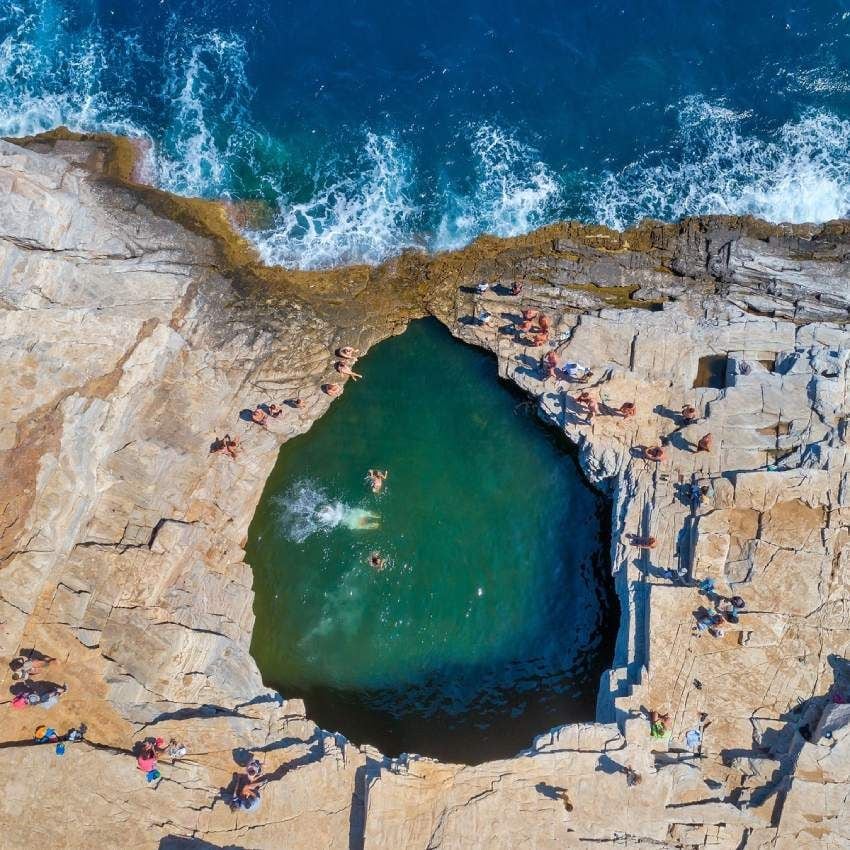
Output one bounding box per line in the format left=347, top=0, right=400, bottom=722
left=366, top=469, right=388, bottom=493
left=251, top=407, right=268, bottom=427
left=619, top=402, right=637, bottom=418
left=335, top=361, right=363, bottom=380
left=337, top=346, right=361, bottom=361
left=10, top=653, right=55, bottom=682
left=645, top=445, right=666, bottom=462
left=628, top=534, right=657, bottom=550
left=323, top=383, right=342, bottom=397
left=212, top=435, right=240, bottom=459
left=510, top=281, right=523, bottom=296
left=537, top=313, right=551, bottom=334
left=521, top=308, right=539, bottom=321
left=268, top=403, right=282, bottom=417
left=289, top=397, right=306, bottom=409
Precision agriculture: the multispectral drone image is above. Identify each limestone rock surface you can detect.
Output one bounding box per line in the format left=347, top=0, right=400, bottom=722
left=1, top=136, right=849, bottom=849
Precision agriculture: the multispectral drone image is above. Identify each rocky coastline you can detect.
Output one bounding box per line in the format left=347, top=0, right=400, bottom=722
left=1, top=131, right=849, bottom=849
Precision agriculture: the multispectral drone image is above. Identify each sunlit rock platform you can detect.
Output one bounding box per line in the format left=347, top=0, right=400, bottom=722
left=1, top=134, right=849, bottom=849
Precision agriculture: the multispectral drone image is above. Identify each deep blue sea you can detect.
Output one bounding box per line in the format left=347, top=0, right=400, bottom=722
left=3, top=0, right=850, bottom=269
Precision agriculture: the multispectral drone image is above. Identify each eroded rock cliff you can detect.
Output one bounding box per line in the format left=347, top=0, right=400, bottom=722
left=1, top=134, right=849, bottom=849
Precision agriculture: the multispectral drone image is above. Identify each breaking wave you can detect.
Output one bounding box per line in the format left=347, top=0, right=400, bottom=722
left=251, top=133, right=421, bottom=269
left=435, top=124, right=562, bottom=251
left=590, top=98, right=850, bottom=229
left=1, top=3, right=850, bottom=270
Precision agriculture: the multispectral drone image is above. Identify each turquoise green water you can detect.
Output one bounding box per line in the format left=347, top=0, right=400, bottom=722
left=247, top=320, right=615, bottom=762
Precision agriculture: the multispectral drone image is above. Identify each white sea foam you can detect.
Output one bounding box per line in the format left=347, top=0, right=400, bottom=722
left=275, top=480, right=379, bottom=544
left=0, top=2, right=145, bottom=139
left=251, top=133, right=420, bottom=270
left=155, top=29, right=255, bottom=197
left=434, top=124, right=561, bottom=251
left=590, top=97, right=850, bottom=229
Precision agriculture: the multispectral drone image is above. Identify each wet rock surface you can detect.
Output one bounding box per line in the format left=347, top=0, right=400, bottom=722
left=1, top=135, right=849, bottom=849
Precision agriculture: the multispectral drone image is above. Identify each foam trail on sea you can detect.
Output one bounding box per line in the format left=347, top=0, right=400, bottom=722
left=434, top=124, right=562, bottom=251
left=251, top=133, right=420, bottom=270
left=275, top=480, right=380, bottom=544
left=591, top=97, right=850, bottom=229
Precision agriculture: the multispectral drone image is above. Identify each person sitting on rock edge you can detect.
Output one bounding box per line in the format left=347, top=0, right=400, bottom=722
left=335, top=361, right=363, bottom=380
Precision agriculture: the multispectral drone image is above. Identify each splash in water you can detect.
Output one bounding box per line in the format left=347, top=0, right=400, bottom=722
left=276, top=480, right=380, bottom=543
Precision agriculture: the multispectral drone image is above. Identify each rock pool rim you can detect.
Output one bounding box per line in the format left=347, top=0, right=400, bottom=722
left=246, top=318, right=619, bottom=764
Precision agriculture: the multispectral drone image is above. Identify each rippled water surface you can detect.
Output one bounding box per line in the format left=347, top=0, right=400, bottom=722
left=247, top=321, right=616, bottom=761
left=2, top=1, right=849, bottom=269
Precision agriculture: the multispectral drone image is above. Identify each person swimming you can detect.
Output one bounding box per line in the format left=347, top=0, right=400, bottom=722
left=316, top=504, right=380, bottom=530
left=368, top=551, right=386, bottom=570
left=366, top=469, right=388, bottom=493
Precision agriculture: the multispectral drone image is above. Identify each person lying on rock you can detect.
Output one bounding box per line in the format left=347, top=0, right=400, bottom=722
left=510, top=281, right=523, bottom=296
left=619, top=401, right=637, bottom=419
left=335, top=361, right=363, bottom=380
left=212, top=435, right=240, bottom=459
left=644, top=445, right=666, bottom=462
left=37, top=684, right=68, bottom=709
left=10, top=653, right=55, bottom=682
left=251, top=407, right=268, bottom=427
left=628, top=534, right=657, bottom=550
left=268, top=403, right=282, bottom=418
left=696, top=433, right=714, bottom=453
left=336, top=346, right=360, bottom=361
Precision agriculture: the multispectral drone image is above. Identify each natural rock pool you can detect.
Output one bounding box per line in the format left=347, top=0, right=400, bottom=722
left=247, top=319, right=617, bottom=763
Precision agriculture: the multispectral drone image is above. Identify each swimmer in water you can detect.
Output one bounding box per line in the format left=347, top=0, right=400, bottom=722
left=368, top=552, right=385, bottom=570
left=366, top=469, right=388, bottom=493
left=351, top=510, right=381, bottom=530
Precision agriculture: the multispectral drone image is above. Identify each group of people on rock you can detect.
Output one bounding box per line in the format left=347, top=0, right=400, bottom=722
left=7, top=651, right=86, bottom=756
left=693, top=578, right=747, bottom=638
left=8, top=652, right=69, bottom=710
left=212, top=344, right=364, bottom=459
